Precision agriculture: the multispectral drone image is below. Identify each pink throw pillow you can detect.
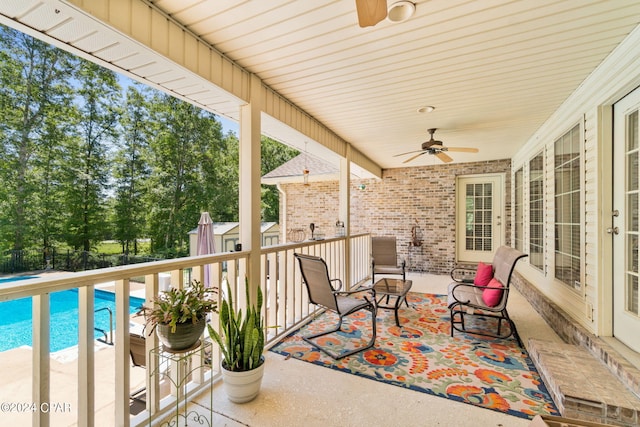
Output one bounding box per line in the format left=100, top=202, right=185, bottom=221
left=482, top=278, right=504, bottom=307
left=473, top=262, right=493, bottom=287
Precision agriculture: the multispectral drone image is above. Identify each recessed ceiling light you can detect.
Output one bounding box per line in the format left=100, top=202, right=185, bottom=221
left=387, top=1, right=416, bottom=23
left=417, top=106, right=435, bottom=113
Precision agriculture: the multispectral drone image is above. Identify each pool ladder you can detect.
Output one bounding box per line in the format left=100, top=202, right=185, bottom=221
left=95, top=307, right=114, bottom=345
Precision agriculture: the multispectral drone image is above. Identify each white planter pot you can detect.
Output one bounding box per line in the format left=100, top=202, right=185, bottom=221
left=221, top=357, right=265, bottom=403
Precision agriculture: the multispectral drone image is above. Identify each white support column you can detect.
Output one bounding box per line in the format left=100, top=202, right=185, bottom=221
left=340, top=145, right=352, bottom=288
left=239, top=73, right=263, bottom=297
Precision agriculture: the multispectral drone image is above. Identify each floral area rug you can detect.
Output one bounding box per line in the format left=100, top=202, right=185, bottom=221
left=270, top=292, right=559, bottom=420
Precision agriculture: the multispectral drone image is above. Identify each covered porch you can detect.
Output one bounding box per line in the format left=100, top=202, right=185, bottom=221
left=1, top=1, right=640, bottom=426
left=0, top=257, right=564, bottom=427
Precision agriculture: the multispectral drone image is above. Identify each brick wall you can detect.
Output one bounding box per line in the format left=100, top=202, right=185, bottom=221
left=279, top=159, right=511, bottom=274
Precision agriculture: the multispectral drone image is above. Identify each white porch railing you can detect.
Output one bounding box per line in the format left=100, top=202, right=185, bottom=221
left=0, top=233, right=370, bottom=427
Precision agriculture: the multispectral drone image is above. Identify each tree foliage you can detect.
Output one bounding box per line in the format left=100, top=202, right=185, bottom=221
left=0, top=24, right=298, bottom=256
left=112, top=85, right=151, bottom=254
left=62, top=61, right=121, bottom=251
left=0, top=27, right=76, bottom=250
left=261, top=137, right=298, bottom=222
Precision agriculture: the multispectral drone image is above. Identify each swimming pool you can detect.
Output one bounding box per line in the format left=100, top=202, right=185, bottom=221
left=0, top=287, right=145, bottom=352
left=0, top=275, right=39, bottom=284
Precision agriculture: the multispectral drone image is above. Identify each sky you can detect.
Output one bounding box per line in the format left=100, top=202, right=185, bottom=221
left=117, top=73, right=239, bottom=136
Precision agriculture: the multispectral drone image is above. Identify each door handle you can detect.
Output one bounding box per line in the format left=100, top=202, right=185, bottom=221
left=607, top=227, right=619, bottom=235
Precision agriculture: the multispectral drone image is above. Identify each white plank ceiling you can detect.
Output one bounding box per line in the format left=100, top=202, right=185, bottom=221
left=1, top=0, right=640, bottom=169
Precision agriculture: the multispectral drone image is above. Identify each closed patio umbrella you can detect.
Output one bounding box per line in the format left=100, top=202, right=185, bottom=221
left=197, top=212, right=216, bottom=287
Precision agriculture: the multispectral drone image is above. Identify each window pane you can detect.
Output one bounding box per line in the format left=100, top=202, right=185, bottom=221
left=554, top=124, right=582, bottom=290
left=627, top=274, right=639, bottom=315
left=515, top=168, right=524, bottom=251
left=465, top=182, right=493, bottom=253
left=628, top=152, right=638, bottom=192
left=629, top=111, right=638, bottom=151
left=530, top=153, right=545, bottom=270
left=629, top=193, right=639, bottom=232
left=628, top=235, right=638, bottom=274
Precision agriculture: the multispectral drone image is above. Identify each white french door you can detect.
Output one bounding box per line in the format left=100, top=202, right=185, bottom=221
left=456, top=174, right=504, bottom=263
left=613, top=87, right=640, bottom=352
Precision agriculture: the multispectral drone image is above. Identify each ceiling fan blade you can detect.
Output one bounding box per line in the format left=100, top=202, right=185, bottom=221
left=403, top=151, right=427, bottom=164
left=393, top=149, right=423, bottom=157
left=435, top=152, right=454, bottom=163
left=355, top=0, right=387, bottom=27
left=445, top=147, right=479, bottom=153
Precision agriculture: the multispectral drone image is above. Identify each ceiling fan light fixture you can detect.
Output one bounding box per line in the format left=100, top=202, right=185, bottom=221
left=387, top=1, right=416, bottom=23
left=417, top=105, right=435, bottom=113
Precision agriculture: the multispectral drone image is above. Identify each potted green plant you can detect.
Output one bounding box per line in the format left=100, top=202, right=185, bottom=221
left=207, top=277, right=265, bottom=403
left=144, top=280, right=218, bottom=351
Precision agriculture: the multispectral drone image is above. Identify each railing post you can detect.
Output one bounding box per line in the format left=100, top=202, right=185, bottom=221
left=114, top=279, right=130, bottom=427
left=144, top=273, right=161, bottom=417
left=32, top=294, right=50, bottom=427
left=78, top=285, right=95, bottom=427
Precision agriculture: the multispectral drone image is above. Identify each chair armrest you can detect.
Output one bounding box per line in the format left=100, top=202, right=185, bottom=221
left=335, top=287, right=376, bottom=299
left=449, top=282, right=507, bottom=311
left=450, top=268, right=475, bottom=283
left=450, top=281, right=492, bottom=293
left=330, top=278, right=343, bottom=291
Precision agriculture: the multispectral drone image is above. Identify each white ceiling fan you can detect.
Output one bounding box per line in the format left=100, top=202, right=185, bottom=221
left=355, top=0, right=416, bottom=27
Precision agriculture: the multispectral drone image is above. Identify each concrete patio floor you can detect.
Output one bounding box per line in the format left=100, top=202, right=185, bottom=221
left=0, top=272, right=586, bottom=426
left=184, top=272, right=565, bottom=427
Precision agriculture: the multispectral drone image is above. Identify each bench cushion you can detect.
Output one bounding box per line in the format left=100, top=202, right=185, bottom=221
left=447, top=282, right=485, bottom=307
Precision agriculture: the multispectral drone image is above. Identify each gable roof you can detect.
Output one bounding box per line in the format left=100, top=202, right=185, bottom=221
left=262, top=154, right=339, bottom=185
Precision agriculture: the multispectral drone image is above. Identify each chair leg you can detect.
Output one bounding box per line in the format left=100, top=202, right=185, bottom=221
left=304, top=317, right=343, bottom=341
left=449, top=305, right=465, bottom=338
left=502, top=309, right=523, bottom=347
left=450, top=306, right=523, bottom=346
left=303, top=307, right=376, bottom=360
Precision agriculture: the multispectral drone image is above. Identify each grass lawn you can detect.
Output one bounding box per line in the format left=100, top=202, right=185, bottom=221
left=95, top=240, right=151, bottom=255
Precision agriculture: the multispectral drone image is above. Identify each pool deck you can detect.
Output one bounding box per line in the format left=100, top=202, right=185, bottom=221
left=0, top=277, right=147, bottom=426
left=0, top=343, right=147, bottom=426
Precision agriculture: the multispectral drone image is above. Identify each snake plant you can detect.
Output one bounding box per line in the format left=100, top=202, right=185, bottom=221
left=208, top=277, right=265, bottom=371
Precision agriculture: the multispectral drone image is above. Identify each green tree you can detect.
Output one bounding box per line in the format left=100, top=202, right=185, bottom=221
left=112, top=84, right=151, bottom=254
left=146, top=94, right=225, bottom=254
left=261, top=137, right=298, bottom=222
left=204, top=130, right=239, bottom=222
left=62, top=61, right=121, bottom=251
left=34, top=111, right=76, bottom=251
left=0, top=25, right=76, bottom=250
left=0, top=26, right=297, bottom=257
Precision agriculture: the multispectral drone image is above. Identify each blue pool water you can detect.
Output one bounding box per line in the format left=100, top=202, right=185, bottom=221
left=0, top=275, right=38, bottom=284
left=0, top=285, right=145, bottom=352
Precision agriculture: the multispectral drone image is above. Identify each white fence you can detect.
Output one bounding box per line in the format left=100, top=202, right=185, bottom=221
left=0, top=234, right=371, bottom=427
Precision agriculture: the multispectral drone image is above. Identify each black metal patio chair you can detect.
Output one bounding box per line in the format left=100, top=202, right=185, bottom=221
left=294, top=253, right=377, bottom=359
left=371, top=236, right=406, bottom=284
